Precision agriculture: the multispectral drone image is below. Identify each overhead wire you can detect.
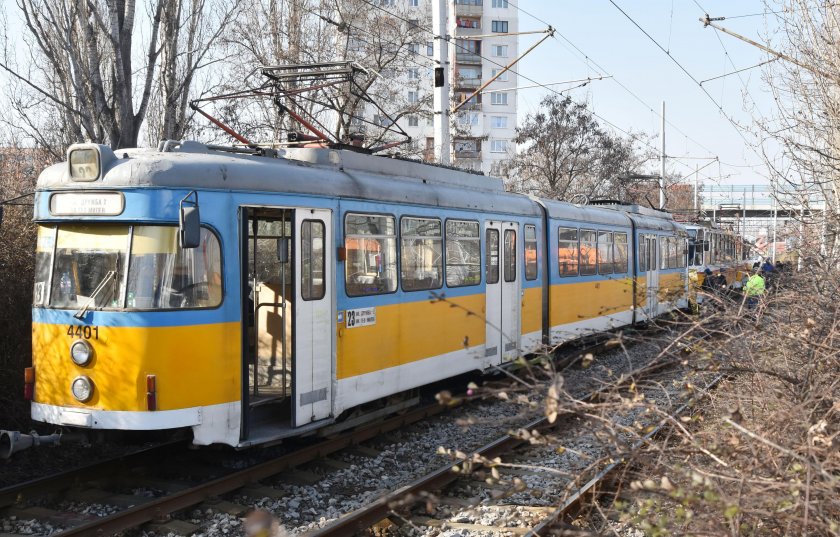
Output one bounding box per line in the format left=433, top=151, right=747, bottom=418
left=506, top=0, right=729, bottom=180
left=357, top=0, right=737, bottom=182
left=607, top=0, right=767, bottom=176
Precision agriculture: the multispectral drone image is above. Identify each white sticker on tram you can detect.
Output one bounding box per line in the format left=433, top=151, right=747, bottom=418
left=345, top=307, right=376, bottom=328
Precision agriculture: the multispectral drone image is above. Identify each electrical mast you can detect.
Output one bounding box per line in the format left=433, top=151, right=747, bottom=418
left=432, top=0, right=451, bottom=165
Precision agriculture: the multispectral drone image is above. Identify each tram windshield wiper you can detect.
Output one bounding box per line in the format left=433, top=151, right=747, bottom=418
left=73, top=270, right=117, bottom=320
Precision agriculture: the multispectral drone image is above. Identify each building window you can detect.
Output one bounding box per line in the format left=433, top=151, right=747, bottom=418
left=401, top=217, right=443, bottom=291
left=524, top=225, right=538, bottom=280
left=445, top=220, right=481, bottom=287
left=457, top=39, right=481, bottom=54
left=408, top=115, right=419, bottom=127
left=490, top=91, right=508, bottom=105
left=378, top=0, right=395, bottom=5
left=491, top=20, right=509, bottom=33
left=455, top=0, right=483, bottom=5
left=408, top=43, right=420, bottom=54
left=491, top=115, right=507, bottom=128
left=345, top=213, right=397, bottom=296
left=492, top=0, right=508, bottom=7
left=490, top=68, right=510, bottom=82
left=426, top=41, right=434, bottom=55
left=408, top=90, right=419, bottom=103
left=492, top=44, right=508, bottom=57
left=409, top=0, right=419, bottom=5
left=408, top=19, right=419, bottom=29
left=457, top=17, right=480, bottom=28
left=407, top=67, right=420, bottom=79
left=458, top=66, right=480, bottom=80
left=490, top=139, right=508, bottom=153
left=457, top=112, right=479, bottom=126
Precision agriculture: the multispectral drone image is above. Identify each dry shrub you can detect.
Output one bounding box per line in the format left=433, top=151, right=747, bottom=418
left=577, top=266, right=840, bottom=535
left=0, top=147, right=53, bottom=429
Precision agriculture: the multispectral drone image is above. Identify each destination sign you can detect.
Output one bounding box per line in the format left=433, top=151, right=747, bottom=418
left=50, top=192, right=124, bottom=216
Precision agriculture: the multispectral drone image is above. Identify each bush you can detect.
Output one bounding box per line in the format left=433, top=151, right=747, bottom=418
left=0, top=148, right=52, bottom=429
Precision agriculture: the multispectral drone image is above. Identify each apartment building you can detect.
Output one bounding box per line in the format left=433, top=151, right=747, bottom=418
left=401, top=0, right=519, bottom=175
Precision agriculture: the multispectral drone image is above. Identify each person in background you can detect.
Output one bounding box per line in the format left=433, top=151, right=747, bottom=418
left=744, top=266, right=766, bottom=309
left=761, top=258, right=775, bottom=291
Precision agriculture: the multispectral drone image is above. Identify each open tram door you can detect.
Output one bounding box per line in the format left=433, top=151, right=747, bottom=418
left=240, top=207, right=334, bottom=443
left=484, top=221, right=521, bottom=366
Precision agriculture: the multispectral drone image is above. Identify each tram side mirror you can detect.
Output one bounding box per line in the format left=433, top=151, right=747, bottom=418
left=179, top=191, right=201, bottom=249
left=276, top=238, right=290, bottom=263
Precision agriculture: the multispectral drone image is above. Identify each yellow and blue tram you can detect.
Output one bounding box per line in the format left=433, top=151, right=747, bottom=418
left=27, top=141, right=688, bottom=447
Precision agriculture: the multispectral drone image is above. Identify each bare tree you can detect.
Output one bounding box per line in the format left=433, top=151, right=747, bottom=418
left=758, top=0, right=840, bottom=262
left=215, top=0, right=430, bottom=150
left=1, top=0, right=240, bottom=153
left=503, top=94, right=653, bottom=202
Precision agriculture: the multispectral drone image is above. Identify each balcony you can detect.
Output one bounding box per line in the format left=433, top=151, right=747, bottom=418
left=455, top=25, right=482, bottom=37
left=454, top=150, right=482, bottom=160
left=454, top=3, right=483, bottom=18
left=455, top=52, right=482, bottom=65
left=455, top=76, right=482, bottom=88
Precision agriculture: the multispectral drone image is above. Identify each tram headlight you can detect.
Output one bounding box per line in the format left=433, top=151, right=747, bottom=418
left=68, top=148, right=100, bottom=181
left=70, top=340, right=93, bottom=366
left=71, top=376, right=94, bottom=402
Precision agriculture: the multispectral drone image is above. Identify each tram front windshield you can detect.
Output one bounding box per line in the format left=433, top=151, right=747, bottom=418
left=34, top=224, right=222, bottom=311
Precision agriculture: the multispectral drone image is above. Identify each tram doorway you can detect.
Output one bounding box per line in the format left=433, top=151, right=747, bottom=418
left=241, top=207, right=333, bottom=442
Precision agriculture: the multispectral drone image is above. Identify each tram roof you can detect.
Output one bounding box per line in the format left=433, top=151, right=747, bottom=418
left=36, top=141, right=685, bottom=230
left=37, top=142, right=541, bottom=216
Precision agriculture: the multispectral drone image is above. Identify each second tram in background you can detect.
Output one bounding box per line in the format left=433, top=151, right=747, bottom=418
left=686, top=223, right=752, bottom=303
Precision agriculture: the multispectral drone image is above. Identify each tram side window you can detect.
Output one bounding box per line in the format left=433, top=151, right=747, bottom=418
left=579, top=230, right=597, bottom=275
left=50, top=224, right=129, bottom=309
left=486, top=228, right=500, bottom=284
left=446, top=220, right=481, bottom=287
left=345, top=213, right=398, bottom=296
left=127, top=226, right=223, bottom=309
left=503, top=229, right=516, bottom=282
left=33, top=225, right=55, bottom=307
left=639, top=236, right=648, bottom=272
left=597, top=231, right=613, bottom=274
left=660, top=238, right=668, bottom=270
left=524, top=225, right=538, bottom=281
left=401, top=217, right=443, bottom=291
left=301, top=220, right=325, bottom=300
left=558, top=227, right=579, bottom=277
left=614, top=232, right=628, bottom=274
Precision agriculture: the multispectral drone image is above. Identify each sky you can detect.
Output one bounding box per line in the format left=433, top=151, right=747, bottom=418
left=511, top=0, right=781, bottom=190
left=1, top=0, right=782, bottom=191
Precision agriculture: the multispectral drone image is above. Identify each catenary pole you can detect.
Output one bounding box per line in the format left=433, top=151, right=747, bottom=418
left=433, top=0, right=450, bottom=165
left=660, top=101, right=666, bottom=209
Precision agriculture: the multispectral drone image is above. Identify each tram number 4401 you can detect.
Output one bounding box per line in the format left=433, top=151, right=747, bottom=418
left=67, top=325, right=99, bottom=340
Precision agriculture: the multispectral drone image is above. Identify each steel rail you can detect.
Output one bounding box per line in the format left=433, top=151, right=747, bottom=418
left=307, top=344, right=715, bottom=537
left=524, top=372, right=725, bottom=536
left=0, top=440, right=186, bottom=509
left=55, top=403, right=447, bottom=536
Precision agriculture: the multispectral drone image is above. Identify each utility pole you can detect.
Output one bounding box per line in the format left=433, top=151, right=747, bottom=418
left=693, top=164, right=699, bottom=212
left=433, top=0, right=451, bottom=165
left=660, top=101, right=666, bottom=210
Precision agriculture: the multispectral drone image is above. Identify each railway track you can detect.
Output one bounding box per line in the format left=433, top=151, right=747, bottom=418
left=0, top=324, right=684, bottom=536
left=305, top=337, right=722, bottom=537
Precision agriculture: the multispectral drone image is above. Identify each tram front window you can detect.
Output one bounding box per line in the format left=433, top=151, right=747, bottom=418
left=36, top=224, right=222, bottom=310
left=48, top=225, right=128, bottom=309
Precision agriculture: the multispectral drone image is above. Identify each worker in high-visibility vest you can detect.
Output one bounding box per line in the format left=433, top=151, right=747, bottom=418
left=744, top=267, right=766, bottom=309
